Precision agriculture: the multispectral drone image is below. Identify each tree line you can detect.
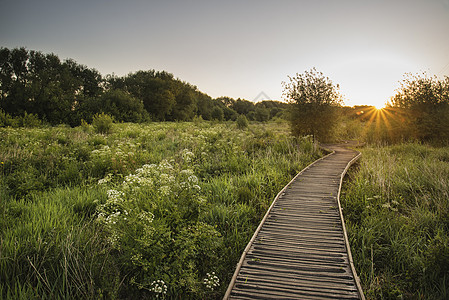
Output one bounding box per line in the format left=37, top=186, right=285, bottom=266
left=0, top=47, right=288, bottom=126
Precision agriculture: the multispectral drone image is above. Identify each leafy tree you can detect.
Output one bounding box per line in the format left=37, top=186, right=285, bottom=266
left=196, top=92, right=214, bottom=120
left=254, top=106, right=270, bottom=122
left=256, top=100, right=289, bottom=119
left=282, top=68, right=343, bottom=141
left=217, top=96, right=235, bottom=107
left=211, top=106, right=224, bottom=121
left=212, top=98, right=238, bottom=120
left=170, top=83, right=197, bottom=121
left=231, top=98, right=255, bottom=115
left=120, top=70, right=176, bottom=121
left=0, top=47, right=104, bottom=125
left=0, top=47, right=31, bottom=115
left=391, top=72, right=449, bottom=142
left=222, top=105, right=238, bottom=121
left=81, top=89, right=149, bottom=123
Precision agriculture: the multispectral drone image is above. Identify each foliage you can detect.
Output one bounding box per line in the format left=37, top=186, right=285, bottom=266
left=282, top=68, right=343, bottom=141
left=211, top=106, right=224, bottom=121
left=236, top=114, right=249, bottom=130
left=0, top=109, right=14, bottom=126
left=82, top=89, right=149, bottom=123
left=92, top=113, right=114, bottom=134
left=1, top=47, right=289, bottom=126
left=0, top=121, right=321, bottom=299
left=391, top=72, right=449, bottom=142
left=0, top=47, right=103, bottom=125
left=342, top=143, right=449, bottom=299
left=0, top=109, right=42, bottom=128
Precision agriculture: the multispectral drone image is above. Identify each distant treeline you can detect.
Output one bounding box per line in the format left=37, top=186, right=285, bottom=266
left=0, top=47, right=288, bottom=126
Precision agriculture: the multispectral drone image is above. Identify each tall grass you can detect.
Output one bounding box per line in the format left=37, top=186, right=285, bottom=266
left=0, top=121, right=321, bottom=299
left=341, top=143, right=449, bottom=299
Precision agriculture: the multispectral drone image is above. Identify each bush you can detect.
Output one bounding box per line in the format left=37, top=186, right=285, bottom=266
left=236, top=115, right=249, bottom=130
left=92, top=113, right=114, bottom=134
left=0, top=109, right=14, bottom=127
left=282, top=68, right=343, bottom=142
left=23, top=112, right=42, bottom=127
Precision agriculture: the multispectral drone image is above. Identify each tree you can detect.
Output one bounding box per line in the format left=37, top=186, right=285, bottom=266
left=282, top=68, right=343, bottom=141
left=0, top=47, right=104, bottom=125
left=81, top=89, right=149, bottom=123
left=391, top=72, right=449, bottom=142
left=170, top=83, right=197, bottom=121
left=254, top=106, right=270, bottom=122
left=210, top=106, right=224, bottom=121
left=120, top=71, right=176, bottom=121
left=231, top=98, right=255, bottom=115
left=196, top=92, right=214, bottom=120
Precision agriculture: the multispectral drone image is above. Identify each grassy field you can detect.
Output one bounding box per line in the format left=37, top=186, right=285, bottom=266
left=342, top=143, right=449, bottom=300
left=0, top=121, right=321, bottom=299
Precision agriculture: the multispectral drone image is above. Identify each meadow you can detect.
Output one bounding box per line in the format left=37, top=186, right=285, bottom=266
left=342, top=143, right=449, bottom=300
left=0, top=120, right=321, bottom=299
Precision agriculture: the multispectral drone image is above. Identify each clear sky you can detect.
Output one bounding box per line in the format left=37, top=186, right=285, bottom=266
left=1, top=0, right=449, bottom=107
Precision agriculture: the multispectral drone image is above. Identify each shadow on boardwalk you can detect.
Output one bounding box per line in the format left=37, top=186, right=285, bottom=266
left=224, top=143, right=365, bottom=300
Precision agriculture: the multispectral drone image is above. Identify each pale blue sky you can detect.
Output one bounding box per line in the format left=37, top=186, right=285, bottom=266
left=1, top=0, right=449, bottom=107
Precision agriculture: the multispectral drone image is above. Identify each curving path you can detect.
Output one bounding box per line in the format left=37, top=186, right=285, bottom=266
left=224, top=144, right=365, bottom=300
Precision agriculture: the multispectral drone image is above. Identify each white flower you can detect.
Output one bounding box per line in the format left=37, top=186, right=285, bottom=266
left=181, top=149, right=195, bottom=162
left=159, top=185, right=171, bottom=196
left=150, top=280, right=167, bottom=296
left=180, top=169, right=194, bottom=176
left=98, top=173, right=112, bottom=185
left=107, top=189, right=125, bottom=202
left=138, top=211, right=154, bottom=223
left=159, top=160, right=173, bottom=171
left=188, top=175, right=198, bottom=184
left=203, top=272, right=220, bottom=291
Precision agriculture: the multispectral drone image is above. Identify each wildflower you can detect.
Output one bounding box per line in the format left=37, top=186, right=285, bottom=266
left=107, top=189, right=125, bottom=202
left=159, top=173, right=170, bottom=183
left=150, top=280, right=167, bottom=297
left=159, top=185, right=171, bottom=196
left=159, top=160, right=173, bottom=171
left=138, top=211, right=154, bottom=223
left=203, top=272, right=220, bottom=291
left=188, top=175, right=198, bottom=184
left=181, top=149, right=195, bottom=162
left=180, top=169, right=194, bottom=176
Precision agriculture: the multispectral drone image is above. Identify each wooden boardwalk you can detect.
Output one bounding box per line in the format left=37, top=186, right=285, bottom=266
left=224, top=144, right=365, bottom=300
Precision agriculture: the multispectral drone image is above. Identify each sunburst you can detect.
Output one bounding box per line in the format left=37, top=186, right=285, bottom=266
left=358, top=105, right=403, bottom=142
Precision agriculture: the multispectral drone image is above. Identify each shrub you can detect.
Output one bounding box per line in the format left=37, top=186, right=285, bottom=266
left=0, top=109, right=14, bottom=127
left=80, top=119, right=90, bottom=132
left=236, top=114, right=249, bottom=130
left=92, top=113, right=114, bottom=134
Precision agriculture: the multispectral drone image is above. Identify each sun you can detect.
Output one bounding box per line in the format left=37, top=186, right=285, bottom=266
left=372, top=101, right=387, bottom=110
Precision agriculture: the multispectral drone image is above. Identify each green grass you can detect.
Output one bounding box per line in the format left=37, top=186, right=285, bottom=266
left=341, top=143, right=449, bottom=300
left=0, top=120, right=321, bottom=299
